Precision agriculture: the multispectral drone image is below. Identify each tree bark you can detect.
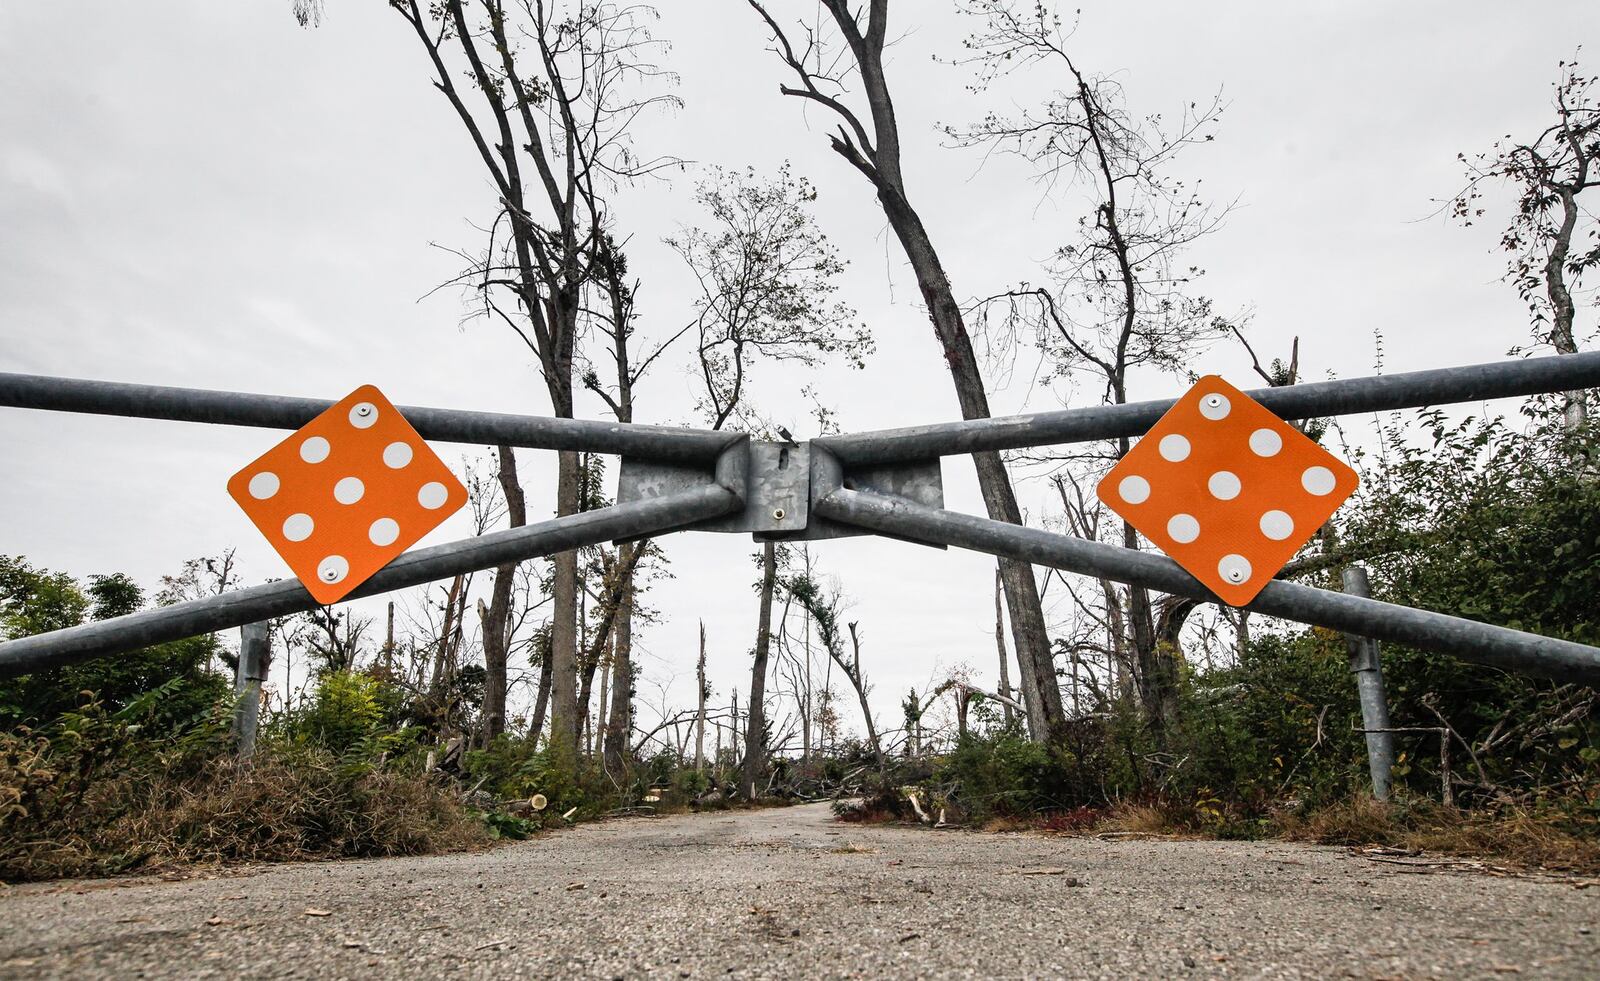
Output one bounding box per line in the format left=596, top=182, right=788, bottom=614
left=741, top=542, right=778, bottom=798
left=994, top=567, right=1015, bottom=728
left=844, top=622, right=885, bottom=768
left=548, top=444, right=581, bottom=771
left=1547, top=185, right=1588, bottom=432
left=528, top=641, right=552, bottom=750
left=758, top=0, right=1068, bottom=744
left=695, top=620, right=707, bottom=771
left=602, top=543, right=636, bottom=774
left=595, top=631, right=611, bottom=759
left=479, top=445, right=526, bottom=744
left=800, top=555, right=813, bottom=762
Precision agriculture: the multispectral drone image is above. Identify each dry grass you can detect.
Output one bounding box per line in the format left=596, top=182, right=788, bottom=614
left=1280, top=796, right=1600, bottom=875
left=1, top=746, right=489, bottom=883
left=132, top=757, right=489, bottom=865
left=847, top=785, right=1600, bottom=876
left=1094, top=802, right=1183, bottom=836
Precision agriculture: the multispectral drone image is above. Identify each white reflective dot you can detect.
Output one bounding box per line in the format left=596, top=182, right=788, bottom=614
left=282, top=513, right=314, bottom=542
left=1167, top=513, right=1200, bottom=544
left=418, top=481, right=449, bottom=510
left=1302, top=466, right=1337, bottom=496
left=247, top=471, right=280, bottom=500
left=1158, top=434, right=1191, bottom=462
left=348, top=402, right=379, bottom=429
left=1117, top=475, right=1151, bottom=505
left=1249, top=428, right=1283, bottom=457
left=334, top=476, right=365, bottom=505
left=1208, top=470, right=1242, bottom=500
left=300, top=436, right=331, bottom=464
left=1198, top=392, right=1232, bottom=420
left=382, top=441, right=414, bottom=469
left=1260, top=510, right=1295, bottom=541
left=317, top=555, right=349, bottom=584
left=1218, top=554, right=1253, bottom=585
left=368, top=517, right=400, bottom=547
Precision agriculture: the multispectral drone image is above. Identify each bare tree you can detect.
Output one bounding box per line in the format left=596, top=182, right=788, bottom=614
left=743, top=0, right=1067, bottom=744
left=573, top=467, right=652, bottom=752
left=993, top=565, right=1015, bottom=728
left=1450, top=56, right=1599, bottom=435
left=389, top=0, right=679, bottom=776
left=582, top=233, right=686, bottom=774
left=742, top=543, right=780, bottom=798
left=771, top=544, right=820, bottom=762
left=296, top=607, right=371, bottom=675
left=670, top=164, right=871, bottom=431
left=694, top=620, right=708, bottom=771
left=289, top=0, right=324, bottom=27
left=954, top=2, right=1232, bottom=733
left=156, top=550, right=242, bottom=675
left=781, top=570, right=883, bottom=768
left=476, top=447, right=526, bottom=743
left=454, top=454, right=549, bottom=744
left=671, top=163, right=870, bottom=797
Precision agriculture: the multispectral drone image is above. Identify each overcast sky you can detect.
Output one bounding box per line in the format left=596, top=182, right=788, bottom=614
left=2, top=2, right=1593, bottom=738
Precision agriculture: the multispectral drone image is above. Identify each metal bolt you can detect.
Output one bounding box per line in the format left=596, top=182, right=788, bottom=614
left=772, top=508, right=786, bottom=521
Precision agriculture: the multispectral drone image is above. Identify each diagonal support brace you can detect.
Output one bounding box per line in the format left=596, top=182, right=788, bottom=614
left=812, top=486, right=1600, bottom=685
left=0, top=479, right=744, bottom=678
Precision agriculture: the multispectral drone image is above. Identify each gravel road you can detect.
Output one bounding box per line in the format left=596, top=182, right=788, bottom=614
left=1, top=802, right=1595, bottom=979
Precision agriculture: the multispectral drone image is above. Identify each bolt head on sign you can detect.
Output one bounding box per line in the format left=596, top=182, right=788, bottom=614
left=227, top=386, right=467, bottom=604
left=1096, top=376, right=1357, bottom=607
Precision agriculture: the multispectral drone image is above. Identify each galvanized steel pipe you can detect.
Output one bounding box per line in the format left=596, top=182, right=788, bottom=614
left=814, top=487, right=1600, bottom=684
left=0, top=483, right=741, bottom=676
left=818, top=350, right=1600, bottom=465
left=0, top=372, right=740, bottom=463
left=1342, top=566, right=1396, bottom=800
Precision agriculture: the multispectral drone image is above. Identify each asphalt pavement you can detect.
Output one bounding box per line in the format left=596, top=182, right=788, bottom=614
left=1, top=802, right=1595, bottom=978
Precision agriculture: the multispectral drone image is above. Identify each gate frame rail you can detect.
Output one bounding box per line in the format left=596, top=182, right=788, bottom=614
left=2, top=349, right=1599, bottom=686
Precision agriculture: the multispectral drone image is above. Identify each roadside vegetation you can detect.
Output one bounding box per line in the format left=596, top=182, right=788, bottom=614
left=0, top=558, right=762, bottom=883
left=841, top=407, right=1600, bottom=873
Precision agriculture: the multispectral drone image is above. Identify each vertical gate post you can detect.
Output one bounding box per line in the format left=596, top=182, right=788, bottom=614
left=232, top=622, right=269, bottom=758
left=1341, top=566, right=1395, bottom=801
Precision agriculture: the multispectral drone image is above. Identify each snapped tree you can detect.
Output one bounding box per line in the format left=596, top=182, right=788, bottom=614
left=953, top=0, right=1233, bottom=733
left=743, top=0, right=1067, bottom=744
left=387, top=0, right=678, bottom=776
left=671, top=163, right=871, bottom=796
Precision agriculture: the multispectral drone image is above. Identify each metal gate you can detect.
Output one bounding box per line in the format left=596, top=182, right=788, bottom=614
left=3, top=350, right=1599, bottom=684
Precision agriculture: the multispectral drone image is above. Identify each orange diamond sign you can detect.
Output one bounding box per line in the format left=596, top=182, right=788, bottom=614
left=228, top=386, right=467, bottom=604
left=1097, top=376, right=1358, bottom=606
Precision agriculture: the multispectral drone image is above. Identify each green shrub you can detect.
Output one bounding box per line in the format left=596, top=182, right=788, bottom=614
left=464, top=737, right=585, bottom=815
left=0, top=558, right=230, bottom=731
left=295, top=671, right=386, bottom=753
left=937, top=730, right=1081, bottom=823
left=0, top=693, right=485, bottom=883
